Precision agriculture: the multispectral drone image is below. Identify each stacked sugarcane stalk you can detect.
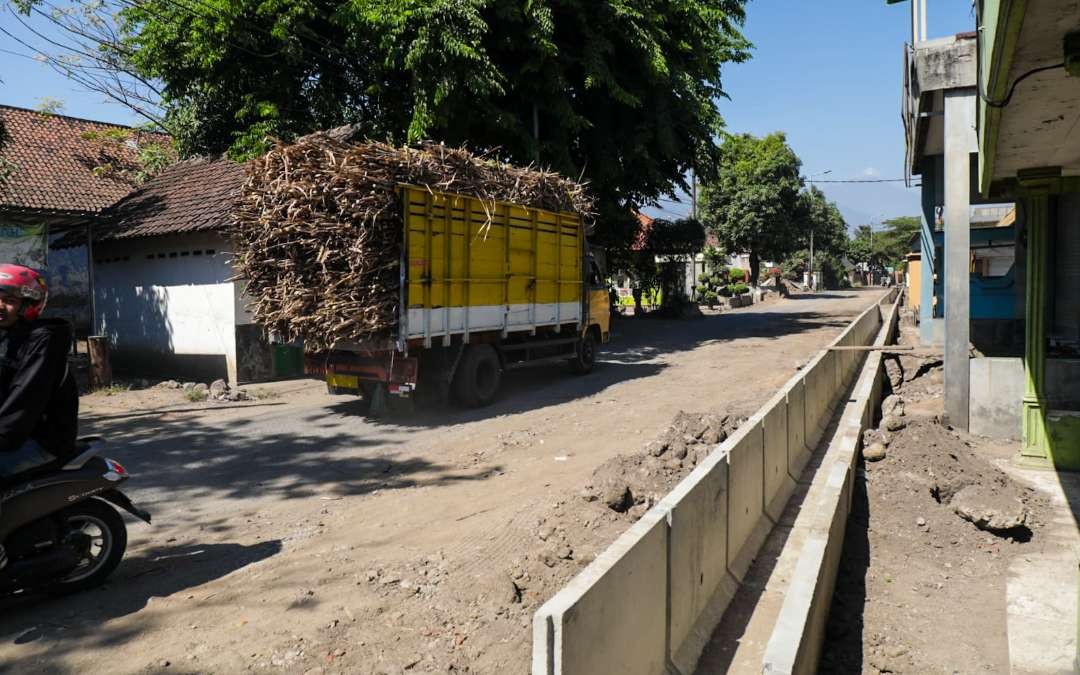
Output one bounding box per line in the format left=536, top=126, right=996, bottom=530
left=232, top=131, right=593, bottom=351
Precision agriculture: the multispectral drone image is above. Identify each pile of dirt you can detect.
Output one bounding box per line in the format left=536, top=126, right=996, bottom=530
left=582, top=411, right=746, bottom=517
left=233, top=131, right=593, bottom=350
left=825, top=326, right=1050, bottom=673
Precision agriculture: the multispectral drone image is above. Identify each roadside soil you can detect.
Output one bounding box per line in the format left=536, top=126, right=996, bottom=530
left=822, top=322, right=1052, bottom=674
left=0, top=290, right=880, bottom=675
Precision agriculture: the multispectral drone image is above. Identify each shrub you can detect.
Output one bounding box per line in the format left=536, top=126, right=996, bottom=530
left=728, top=268, right=745, bottom=282
left=702, top=290, right=719, bottom=307
left=732, top=282, right=749, bottom=296
left=94, top=383, right=131, bottom=396
left=185, top=388, right=208, bottom=402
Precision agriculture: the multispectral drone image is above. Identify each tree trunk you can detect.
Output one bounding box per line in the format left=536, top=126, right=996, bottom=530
left=748, top=249, right=760, bottom=288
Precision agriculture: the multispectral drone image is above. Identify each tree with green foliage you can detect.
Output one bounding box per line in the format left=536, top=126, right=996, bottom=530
left=874, top=216, right=921, bottom=268
left=698, top=132, right=804, bottom=284
left=796, top=185, right=848, bottom=254
left=13, top=0, right=751, bottom=248
left=628, top=217, right=706, bottom=312
left=847, top=216, right=921, bottom=276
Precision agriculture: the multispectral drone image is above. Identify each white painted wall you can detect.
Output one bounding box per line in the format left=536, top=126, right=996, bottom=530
left=92, top=232, right=239, bottom=383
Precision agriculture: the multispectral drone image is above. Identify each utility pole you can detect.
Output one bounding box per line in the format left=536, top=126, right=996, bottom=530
left=690, top=167, right=697, bottom=221
left=806, top=170, right=831, bottom=290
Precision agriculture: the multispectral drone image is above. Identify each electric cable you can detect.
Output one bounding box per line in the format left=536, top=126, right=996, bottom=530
left=973, top=2, right=1065, bottom=109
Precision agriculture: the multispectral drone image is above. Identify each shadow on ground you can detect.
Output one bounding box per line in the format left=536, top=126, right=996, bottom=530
left=819, top=458, right=871, bottom=673
left=66, top=294, right=865, bottom=508
left=358, top=301, right=856, bottom=429
left=0, top=540, right=282, bottom=671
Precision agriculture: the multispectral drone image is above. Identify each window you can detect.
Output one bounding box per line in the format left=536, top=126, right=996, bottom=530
left=970, top=244, right=1014, bottom=278
left=586, top=259, right=603, bottom=288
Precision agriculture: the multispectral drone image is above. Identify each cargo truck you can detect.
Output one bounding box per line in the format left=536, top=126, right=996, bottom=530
left=322, top=185, right=611, bottom=410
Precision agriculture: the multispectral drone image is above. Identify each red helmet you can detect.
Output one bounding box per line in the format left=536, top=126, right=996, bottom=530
left=0, top=264, right=48, bottom=320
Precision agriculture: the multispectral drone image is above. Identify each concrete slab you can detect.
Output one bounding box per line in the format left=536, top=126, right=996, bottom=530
left=999, top=465, right=1080, bottom=675
left=532, top=292, right=899, bottom=675
left=533, top=508, right=669, bottom=675
left=804, top=351, right=838, bottom=449
left=786, top=380, right=810, bottom=479
left=763, top=400, right=795, bottom=522
left=761, top=534, right=828, bottom=675
left=726, top=420, right=768, bottom=582
left=663, top=454, right=737, bottom=673
left=969, top=357, right=1023, bottom=440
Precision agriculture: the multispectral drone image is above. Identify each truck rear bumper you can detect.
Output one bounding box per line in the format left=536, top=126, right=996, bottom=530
left=325, top=350, right=419, bottom=396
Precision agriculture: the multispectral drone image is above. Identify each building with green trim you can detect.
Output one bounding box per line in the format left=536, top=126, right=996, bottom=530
left=890, top=0, right=1080, bottom=468
left=975, top=0, right=1080, bottom=469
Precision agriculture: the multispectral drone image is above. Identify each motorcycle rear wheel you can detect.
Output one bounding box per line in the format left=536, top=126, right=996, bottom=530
left=50, top=499, right=127, bottom=594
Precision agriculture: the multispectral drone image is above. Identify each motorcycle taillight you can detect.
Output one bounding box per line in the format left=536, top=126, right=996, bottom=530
left=105, top=458, right=128, bottom=476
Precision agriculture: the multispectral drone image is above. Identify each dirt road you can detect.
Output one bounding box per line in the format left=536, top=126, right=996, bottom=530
left=0, top=290, right=880, bottom=674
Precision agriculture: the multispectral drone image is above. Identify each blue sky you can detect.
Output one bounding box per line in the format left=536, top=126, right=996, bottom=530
left=0, top=0, right=977, bottom=227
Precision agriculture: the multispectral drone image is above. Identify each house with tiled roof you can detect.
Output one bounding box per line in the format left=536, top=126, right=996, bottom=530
left=87, top=156, right=297, bottom=384
left=0, top=104, right=170, bottom=333
left=626, top=211, right=744, bottom=304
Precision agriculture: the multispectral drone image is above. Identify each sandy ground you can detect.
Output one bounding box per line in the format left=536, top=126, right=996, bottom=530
left=0, top=290, right=881, bottom=675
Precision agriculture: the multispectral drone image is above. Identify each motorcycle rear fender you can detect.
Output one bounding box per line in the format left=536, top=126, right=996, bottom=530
left=100, top=489, right=151, bottom=524
left=0, top=457, right=127, bottom=540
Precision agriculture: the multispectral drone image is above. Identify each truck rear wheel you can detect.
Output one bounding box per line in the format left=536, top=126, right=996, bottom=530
left=452, top=345, right=502, bottom=407
left=570, top=332, right=597, bottom=374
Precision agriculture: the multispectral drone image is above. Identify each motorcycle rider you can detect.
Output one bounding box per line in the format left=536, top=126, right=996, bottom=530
left=0, top=264, right=79, bottom=570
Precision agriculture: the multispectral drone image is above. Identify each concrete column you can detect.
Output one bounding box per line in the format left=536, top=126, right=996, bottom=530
left=1021, top=194, right=1050, bottom=464
left=943, top=90, right=975, bottom=430
left=919, top=156, right=941, bottom=345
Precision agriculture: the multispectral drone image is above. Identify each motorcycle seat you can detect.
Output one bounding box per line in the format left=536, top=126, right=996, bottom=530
left=0, top=438, right=105, bottom=490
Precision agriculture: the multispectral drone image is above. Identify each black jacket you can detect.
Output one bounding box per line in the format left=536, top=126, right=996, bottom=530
left=0, top=319, right=79, bottom=457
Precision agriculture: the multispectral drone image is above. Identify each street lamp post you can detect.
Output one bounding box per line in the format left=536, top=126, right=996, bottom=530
left=807, top=170, right=832, bottom=290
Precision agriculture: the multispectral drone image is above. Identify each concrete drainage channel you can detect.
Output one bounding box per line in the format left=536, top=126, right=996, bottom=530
left=531, top=289, right=900, bottom=675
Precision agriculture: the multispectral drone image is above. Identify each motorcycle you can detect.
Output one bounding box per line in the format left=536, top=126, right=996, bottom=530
left=0, top=437, right=150, bottom=596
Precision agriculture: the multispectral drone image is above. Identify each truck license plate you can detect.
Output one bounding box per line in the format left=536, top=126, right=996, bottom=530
left=327, top=373, right=360, bottom=390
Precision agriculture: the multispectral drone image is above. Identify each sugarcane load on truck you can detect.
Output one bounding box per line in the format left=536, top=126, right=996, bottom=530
left=232, top=128, right=611, bottom=412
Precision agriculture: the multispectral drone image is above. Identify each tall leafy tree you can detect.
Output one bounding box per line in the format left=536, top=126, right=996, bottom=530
left=874, top=216, right=922, bottom=268
left=796, top=185, right=847, bottom=254
left=848, top=216, right=920, bottom=271
left=698, top=132, right=804, bottom=283
left=13, top=0, right=751, bottom=248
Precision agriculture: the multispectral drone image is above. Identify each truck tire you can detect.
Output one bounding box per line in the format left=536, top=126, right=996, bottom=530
left=570, top=331, right=597, bottom=374
left=452, top=344, right=502, bottom=407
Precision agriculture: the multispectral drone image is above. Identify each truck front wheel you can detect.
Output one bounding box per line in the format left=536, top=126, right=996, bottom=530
left=570, top=332, right=597, bottom=374
left=452, top=345, right=502, bottom=407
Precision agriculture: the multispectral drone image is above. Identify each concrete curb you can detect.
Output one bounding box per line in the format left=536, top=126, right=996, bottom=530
left=760, top=291, right=901, bottom=675
left=531, top=290, right=897, bottom=675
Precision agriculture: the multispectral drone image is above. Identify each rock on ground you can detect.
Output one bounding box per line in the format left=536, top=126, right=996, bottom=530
left=884, top=356, right=904, bottom=390
left=881, top=394, right=905, bottom=418
left=951, top=484, right=1027, bottom=532
left=210, top=379, right=229, bottom=398
left=863, top=442, right=887, bottom=462
left=882, top=415, right=906, bottom=432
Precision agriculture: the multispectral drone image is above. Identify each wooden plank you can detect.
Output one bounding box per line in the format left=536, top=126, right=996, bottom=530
left=827, top=345, right=915, bottom=352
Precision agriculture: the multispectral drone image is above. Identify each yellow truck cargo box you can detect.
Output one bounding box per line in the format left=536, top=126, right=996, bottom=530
left=400, top=185, right=584, bottom=345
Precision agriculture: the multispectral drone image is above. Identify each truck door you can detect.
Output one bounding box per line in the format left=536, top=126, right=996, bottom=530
left=585, top=257, right=611, bottom=343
